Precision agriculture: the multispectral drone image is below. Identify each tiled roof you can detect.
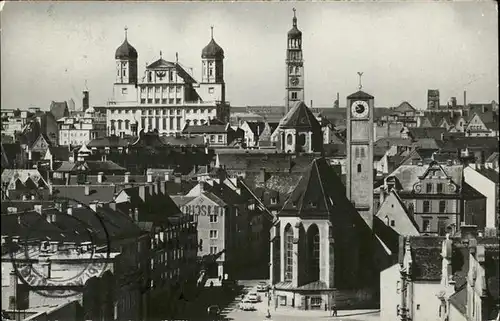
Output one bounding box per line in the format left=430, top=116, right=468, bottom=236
left=448, top=285, right=467, bottom=315
left=394, top=101, right=416, bottom=113
left=1, top=169, right=48, bottom=188
left=279, top=101, right=321, bottom=130
left=409, top=127, right=447, bottom=141
left=440, top=137, right=499, bottom=151
left=375, top=137, right=413, bottom=148
left=183, top=124, right=228, bottom=134
left=54, top=161, right=126, bottom=173
left=384, top=162, right=463, bottom=192
left=88, top=135, right=132, bottom=148
left=246, top=121, right=267, bottom=137
left=49, top=101, right=69, bottom=120
left=347, top=90, right=374, bottom=99
left=170, top=195, right=196, bottom=207
left=147, top=58, right=176, bottom=69
left=280, top=158, right=350, bottom=220
left=486, top=152, right=499, bottom=163
left=51, top=185, right=117, bottom=205
left=476, top=167, right=499, bottom=183
left=160, top=135, right=205, bottom=146
left=1, top=210, right=71, bottom=241
left=297, top=280, right=329, bottom=290
left=410, top=236, right=444, bottom=281
left=47, top=146, right=70, bottom=161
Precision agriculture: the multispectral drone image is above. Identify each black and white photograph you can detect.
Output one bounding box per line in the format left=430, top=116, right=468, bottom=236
left=1, top=1, right=499, bottom=321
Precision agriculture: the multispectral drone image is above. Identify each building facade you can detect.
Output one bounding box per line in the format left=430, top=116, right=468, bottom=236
left=98, top=29, right=230, bottom=137
left=285, top=9, right=304, bottom=114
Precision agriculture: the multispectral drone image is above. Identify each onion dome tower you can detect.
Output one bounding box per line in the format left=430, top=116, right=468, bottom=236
left=115, top=27, right=138, bottom=85
left=201, top=26, right=225, bottom=84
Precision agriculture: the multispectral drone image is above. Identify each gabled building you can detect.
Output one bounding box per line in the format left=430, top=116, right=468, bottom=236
left=375, top=161, right=486, bottom=235
left=239, top=120, right=268, bottom=148
left=375, top=189, right=420, bottom=236
left=273, top=101, right=323, bottom=154
left=464, top=165, right=499, bottom=234
left=465, top=111, right=499, bottom=137
left=182, top=120, right=242, bottom=147
left=270, top=158, right=381, bottom=310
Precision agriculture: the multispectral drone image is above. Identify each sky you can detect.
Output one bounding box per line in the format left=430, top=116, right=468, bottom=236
left=1, top=1, right=498, bottom=110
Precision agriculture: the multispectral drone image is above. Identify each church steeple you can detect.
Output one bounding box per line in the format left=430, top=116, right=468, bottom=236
left=285, top=8, right=304, bottom=113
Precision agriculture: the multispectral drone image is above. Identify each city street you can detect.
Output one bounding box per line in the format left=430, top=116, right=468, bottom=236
left=172, top=279, right=380, bottom=321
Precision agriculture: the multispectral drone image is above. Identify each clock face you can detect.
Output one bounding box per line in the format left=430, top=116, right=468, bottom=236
left=351, top=100, right=369, bottom=118
left=290, top=77, right=299, bottom=86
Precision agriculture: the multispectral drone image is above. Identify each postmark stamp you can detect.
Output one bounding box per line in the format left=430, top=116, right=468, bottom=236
left=7, top=197, right=111, bottom=298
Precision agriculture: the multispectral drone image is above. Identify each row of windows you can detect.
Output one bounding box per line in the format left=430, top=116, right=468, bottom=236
left=422, top=200, right=447, bottom=213
left=110, top=120, right=130, bottom=130
left=425, top=183, right=445, bottom=193
left=140, top=117, right=182, bottom=131
left=141, top=98, right=182, bottom=105
left=110, top=108, right=213, bottom=115
left=421, top=217, right=449, bottom=236
left=141, top=85, right=182, bottom=94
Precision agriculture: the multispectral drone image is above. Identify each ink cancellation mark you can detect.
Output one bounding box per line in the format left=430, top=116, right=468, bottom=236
left=8, top=200, right=111, bottom=298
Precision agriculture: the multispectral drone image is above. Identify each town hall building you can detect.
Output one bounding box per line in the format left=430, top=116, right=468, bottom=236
left=96, top=28, right=230, bottom=137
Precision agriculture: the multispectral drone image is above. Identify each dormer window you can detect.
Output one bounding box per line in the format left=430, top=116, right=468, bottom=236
left=270, top=197, right=277, bottom=205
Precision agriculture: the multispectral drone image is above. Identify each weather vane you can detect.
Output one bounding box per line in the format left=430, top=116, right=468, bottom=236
left=124, top=26, right=128, bottom=39
left=357, top=72, right=364, bottom=90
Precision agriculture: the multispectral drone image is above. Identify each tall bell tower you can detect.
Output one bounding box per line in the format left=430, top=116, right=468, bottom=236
left=285, top=8, right=304, bottom=114
left=346, top=73, right=374, bottom=229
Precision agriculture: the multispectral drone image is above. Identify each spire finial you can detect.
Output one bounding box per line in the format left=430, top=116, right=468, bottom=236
left=357, top=72, right=364, bottom=90
left=160, top=51, right=162, bottom=59
left=124, top=26, right=128, bottom=40
left=293, top=8, right=296, bottom=18
left=176, top=52, right=178, bottom=64
left=211, top=26, right=214, bottom=39
left=292, top=8, right=297, bottom=27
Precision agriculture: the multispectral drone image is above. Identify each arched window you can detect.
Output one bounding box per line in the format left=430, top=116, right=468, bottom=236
left=357, top=164, right=362, bottom=173
left=307, top=224, right=320, bottom=282
left=295, top=66, right=300, bottom=75
left=284, top=225, right=294, bottom=282
left=287, top=134, right=293, bottom=145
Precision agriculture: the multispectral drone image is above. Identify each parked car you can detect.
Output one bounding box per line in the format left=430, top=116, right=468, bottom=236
left=239, top=298, right=256, bottom=311
left=207, top=305, right=221, bottom=317
left=257, top=282, right=270, bottom=292
left=247, top=292, right=260, bottom=303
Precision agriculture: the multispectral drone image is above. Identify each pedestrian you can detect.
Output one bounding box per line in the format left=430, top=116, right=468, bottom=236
left=332, top=302, right=338, bottom=317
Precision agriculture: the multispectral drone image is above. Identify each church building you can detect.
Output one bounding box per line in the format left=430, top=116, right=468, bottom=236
left=96, top=28, right=230, bottom=137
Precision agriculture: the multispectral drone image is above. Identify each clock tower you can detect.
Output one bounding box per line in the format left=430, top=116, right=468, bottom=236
left=346, top=79, right=374, bottom=229
left=285, top=8, right=304, bottom=114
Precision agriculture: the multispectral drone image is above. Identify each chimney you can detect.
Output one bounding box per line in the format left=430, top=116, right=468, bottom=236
left=22, top=194, right=27, bottom=201
left=41, top=259, right=51, bottom=278
left=120, top=132, right=124, bottom=138
left=83, top=90, right=89, bottom=112
left=463, top=90, right=467, bottom=108
left=84, top=183, right=90, bottom=196
left=174, top=175, right=181, bottom=184
left=379, top=189, right=386, bottom=205
left=139, top=185, right=146, bottom=201
left=164, top=172, right=170, bottom=181
left=31, top=195, right=35, bottom=200
left=34, top=204, right=42, bottom=214
left=67, top=207, right=73, bottom=215
left=147, top=171, right=153, bottom=183
left=124, top=172, right=130, bottom=183
left=310, top=100, right=313, bottom=109
left=97, top=172, right=104, bottom=184
left=8, top=207, right=17, bottom=214
left=451, top=97, right=457, bottom=108
left=235, top=188, right=241, bottom=195
left=258, top=168, right=266, bottom=183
